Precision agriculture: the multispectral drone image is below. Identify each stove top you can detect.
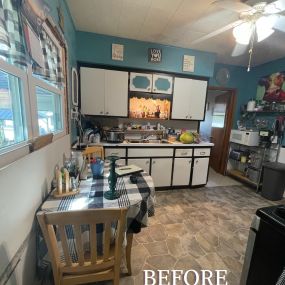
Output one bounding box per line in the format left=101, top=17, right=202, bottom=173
left=256, top=205, right=285, bottom=233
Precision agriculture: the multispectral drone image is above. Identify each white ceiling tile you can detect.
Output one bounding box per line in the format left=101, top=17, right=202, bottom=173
left=66, top=0, right=285, bottom=66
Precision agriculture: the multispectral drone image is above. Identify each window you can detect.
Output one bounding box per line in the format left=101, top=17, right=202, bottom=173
left=0, top=1, right=67, bottom=167
left=36, top=86, right=63, bottom=135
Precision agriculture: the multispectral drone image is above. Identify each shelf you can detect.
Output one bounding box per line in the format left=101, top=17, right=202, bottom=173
left=245, top=111, right=285, bottom=114
left=227, top=169, right=259, bottom=187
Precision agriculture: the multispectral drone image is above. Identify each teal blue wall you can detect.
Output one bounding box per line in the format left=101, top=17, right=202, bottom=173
left=210, top=58, right=285, bottom=144
left=76, top=31, right=216, bottom=78
left=209, top=63, right=251, bottom=127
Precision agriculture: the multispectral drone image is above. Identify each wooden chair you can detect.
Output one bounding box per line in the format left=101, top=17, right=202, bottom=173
left=37, top=208, right=127, bottom=285
left=82, top=146, right=104, bottom=161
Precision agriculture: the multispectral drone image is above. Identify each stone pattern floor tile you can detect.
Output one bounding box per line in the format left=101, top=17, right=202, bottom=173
left=100, top=184, right=284, bottom=285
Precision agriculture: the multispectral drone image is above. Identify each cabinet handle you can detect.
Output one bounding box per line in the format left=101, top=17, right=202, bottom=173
left=100, top=111, right=103, bottom=114
left=153, top=161, right=156, bottom=164
left=146, top=161, right=149, bottom=164
left=181, top=152, right=187, bottom=155
left=189, top=115, right=192, bottom=119
left=200, top=152, right=205, bottom=155
left=147, top=87, right=151, bottom=91
left=111, top=152, right=119, bottom=156
left=186, top=115, right=188, bottom=119
left=105, top=111, right=109, bottom=115
left=196, top=160, right=198, bottom=164
left=189, top=160, right=192, bottom=164
left=153, top=88, right=156, bottom=91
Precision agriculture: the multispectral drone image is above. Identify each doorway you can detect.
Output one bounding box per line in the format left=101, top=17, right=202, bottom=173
left=200, top=87, right=236, bottom=175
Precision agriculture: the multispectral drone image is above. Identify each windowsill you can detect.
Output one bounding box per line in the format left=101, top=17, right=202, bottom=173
left=0, top=130, right=67, bottom=171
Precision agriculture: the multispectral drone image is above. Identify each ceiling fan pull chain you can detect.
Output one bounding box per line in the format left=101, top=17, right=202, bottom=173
left=247, top=25, right=256, bottom=72
left=247, top=48, right=253, bottom=72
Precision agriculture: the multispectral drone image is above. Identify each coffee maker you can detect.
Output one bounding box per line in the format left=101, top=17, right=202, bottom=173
left=259, top=129, right=273, bottom=148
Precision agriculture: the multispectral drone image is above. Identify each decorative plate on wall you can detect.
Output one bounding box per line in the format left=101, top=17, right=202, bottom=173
left=215, top=67, right=230, bottom=86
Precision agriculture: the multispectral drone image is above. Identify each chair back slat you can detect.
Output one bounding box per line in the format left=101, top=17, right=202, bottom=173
left=103, top=221, right=112, bottom=261
left=90, top=224, right=97, bottom=264
left=37, top=208, right=127, bottom=285
left=73, top=225, right=85, bottom=266
left=58, top=225, right=72, bottom=266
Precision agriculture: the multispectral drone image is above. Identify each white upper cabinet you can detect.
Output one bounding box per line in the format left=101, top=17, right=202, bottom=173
left=130, top=72, right=173, bottom=94
left=81, top=67, right=105, bottom=116
left=171, top=77, right=208, bottom=120
left=80, top=67, right=128, bottom=117
left=188, top=79, right=208, bottom=120
left=129, top=72, right=152, bottom=92
left=105, top=70, right=128, bottom=116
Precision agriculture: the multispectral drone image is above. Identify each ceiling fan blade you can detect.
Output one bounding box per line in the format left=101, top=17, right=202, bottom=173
left=265, top=0, right=285, bottom=14
left=191, top=19, right=243, bottom=45
left=212, top=0, right=253, bottom=13
left=274, top=15, right=285, bottom=31
left=231, top=43, right=248, bottom=56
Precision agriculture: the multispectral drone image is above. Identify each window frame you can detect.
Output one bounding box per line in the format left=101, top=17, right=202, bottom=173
left=0, top=21, right=68, bottom=169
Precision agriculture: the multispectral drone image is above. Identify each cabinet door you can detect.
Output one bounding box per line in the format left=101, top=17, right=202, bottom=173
left=130, top=72, right=152, bottom=92
left=172, top=158, right=192, bottom=186
left=171, top=77, right=192, bottom=119
left=105, top=70, right=128, bottom=117
left=127, top=158, right=150, bottom=174
left=188, top=79, right=208, bottom=120
left=80, top=67, right=105, bottom=115
left=191, top=157, right=209, bottom=186
left=151, top=158, right=172, bottom=187
left=152, top=74, right=173, bottom=94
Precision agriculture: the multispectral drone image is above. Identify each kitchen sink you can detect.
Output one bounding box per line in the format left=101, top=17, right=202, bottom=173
left=126, top=139, right=170, bottom=144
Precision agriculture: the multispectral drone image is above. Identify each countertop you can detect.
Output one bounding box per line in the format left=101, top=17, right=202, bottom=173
left=93, top=141, right=214, bottom=147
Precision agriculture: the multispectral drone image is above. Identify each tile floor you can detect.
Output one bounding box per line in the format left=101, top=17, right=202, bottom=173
left=117, top=172, right=284, bottom=285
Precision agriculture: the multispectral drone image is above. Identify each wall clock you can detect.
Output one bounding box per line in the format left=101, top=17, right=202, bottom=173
left=215, top=68, right=230, bottom=86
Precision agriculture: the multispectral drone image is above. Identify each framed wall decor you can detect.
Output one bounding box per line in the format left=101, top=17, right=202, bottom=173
left=256, top=72, right=285, bottom=102
left=183, top=55, right=195, bottom=72
left=148, top=48, right=162, bottom=63
left=112, top=44, right=124, bottom=61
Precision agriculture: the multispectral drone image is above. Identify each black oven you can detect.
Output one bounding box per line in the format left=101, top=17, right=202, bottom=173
left=240, top=205, right=285, bottom=285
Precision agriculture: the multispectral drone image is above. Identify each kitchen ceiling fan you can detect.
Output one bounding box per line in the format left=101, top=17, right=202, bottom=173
left=192, top=0, right=285, bottom=71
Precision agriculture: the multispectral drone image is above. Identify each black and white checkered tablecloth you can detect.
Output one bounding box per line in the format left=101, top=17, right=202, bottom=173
left=36, top=171, right=155, bottom=283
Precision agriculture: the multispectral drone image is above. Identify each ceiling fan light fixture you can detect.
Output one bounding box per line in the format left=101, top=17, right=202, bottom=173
left=257, top=27, right=275, bottom=42
left=256, top=15, right=276, bottom=42
left=233, top=22, right=252, bottom=45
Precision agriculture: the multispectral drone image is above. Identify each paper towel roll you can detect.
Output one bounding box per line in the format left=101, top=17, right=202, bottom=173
left=247, top=100, right=256, bottom=111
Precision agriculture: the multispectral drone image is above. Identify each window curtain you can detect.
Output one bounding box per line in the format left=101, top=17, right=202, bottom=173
left=0, top=0, right=28, bottom=67
left=32, top=28, right=65, bottom=87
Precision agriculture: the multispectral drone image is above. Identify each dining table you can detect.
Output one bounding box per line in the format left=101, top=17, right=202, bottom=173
left=36, top=165, right=155, bottom=282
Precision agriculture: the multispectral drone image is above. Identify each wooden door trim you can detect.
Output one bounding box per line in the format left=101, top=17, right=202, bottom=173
left=207, top=86, right=237, bottom=174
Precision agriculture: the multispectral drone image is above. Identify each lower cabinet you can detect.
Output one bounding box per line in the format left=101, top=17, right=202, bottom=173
left=172, top=158, right=192, bottom=186
left=191, top=157, right=210, bottom=186
left=127, top=158, right=150, bottom=174
left=151, top=158, right=172, bottom=187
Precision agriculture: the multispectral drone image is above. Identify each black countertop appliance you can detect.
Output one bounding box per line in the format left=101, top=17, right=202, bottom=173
left=240, top=205, right=285, bottom=285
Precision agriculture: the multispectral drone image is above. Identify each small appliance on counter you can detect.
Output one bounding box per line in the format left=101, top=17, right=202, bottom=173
left=104, top=128, right=125, bottom=143
left=259, top=129, right=274, bottom=148
left=83, top=127, right=101, bottom=145
left=230, top=130, right=260, bottom=146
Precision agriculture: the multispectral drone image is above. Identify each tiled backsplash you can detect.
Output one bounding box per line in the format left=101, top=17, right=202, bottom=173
left=82, top=116, right=199, bottom=133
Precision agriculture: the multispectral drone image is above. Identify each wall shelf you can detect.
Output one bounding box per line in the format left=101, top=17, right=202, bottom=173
left=246, top=111, right=285, bottom=114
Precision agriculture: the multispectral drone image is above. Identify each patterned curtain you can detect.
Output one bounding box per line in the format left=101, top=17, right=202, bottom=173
left=0, top=0, right=28, bottom=67
left=32, top=28, right=65, bottom=87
